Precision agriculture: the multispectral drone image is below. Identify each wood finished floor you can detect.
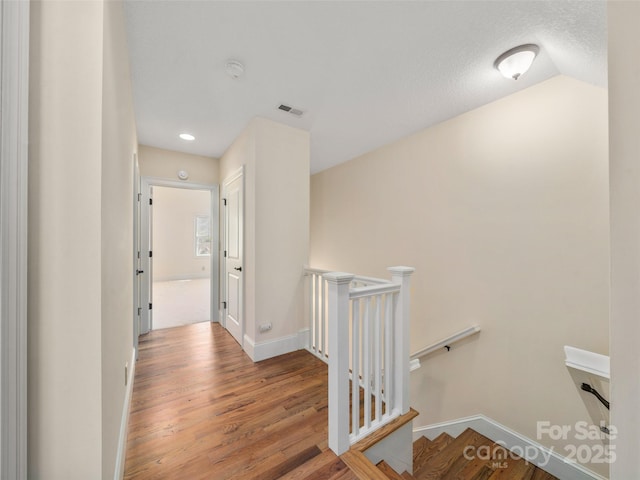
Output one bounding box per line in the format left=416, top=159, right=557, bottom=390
left=124, top=322, right=343, bottom=480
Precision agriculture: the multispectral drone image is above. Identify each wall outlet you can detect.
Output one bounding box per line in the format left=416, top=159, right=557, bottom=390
left=125, top=362, right=129, bottom=386
left=259, top=323, right=272, bottom=333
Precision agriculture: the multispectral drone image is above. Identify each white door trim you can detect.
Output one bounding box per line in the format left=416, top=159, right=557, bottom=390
left=0, top=0, right=29, bottom=477
left=132, top=153, right=140, bottom=356
left=139, top=177, right=220, bottom=332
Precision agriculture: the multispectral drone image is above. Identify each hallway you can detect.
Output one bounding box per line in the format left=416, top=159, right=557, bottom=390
left=124, top=322, right=345, bottom=479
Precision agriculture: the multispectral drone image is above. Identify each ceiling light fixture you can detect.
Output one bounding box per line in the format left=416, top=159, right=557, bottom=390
left=179, top=133, right=195, bottom=141
left=225, top=60, right=245, bottom=80
left=494, top=44, right=539, bottom=80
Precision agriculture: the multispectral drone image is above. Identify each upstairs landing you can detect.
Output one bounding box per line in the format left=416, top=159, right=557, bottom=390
left=124, top=322, right=354, bottom=480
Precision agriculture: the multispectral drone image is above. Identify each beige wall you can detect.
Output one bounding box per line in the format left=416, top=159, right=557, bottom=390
left=139, top=144, right=219, bottom=185
left=153, top=186, right=211, bottom=281
left=311, top=75, right=609, bottom=476
left=29, top=1, right=104, bottom=477
left=220, top=117, right=309, bottom=356
left=28, top=1, right=137, bottom=478
left=101, top=1, right=138, bottom=478
left=608, top=2, right=640, bottom=478
left=254, top=119, right=310, bottom=343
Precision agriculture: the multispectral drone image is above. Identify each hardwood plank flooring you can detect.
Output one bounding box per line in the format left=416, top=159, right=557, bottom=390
left=123, top=322, right=338, bottom=480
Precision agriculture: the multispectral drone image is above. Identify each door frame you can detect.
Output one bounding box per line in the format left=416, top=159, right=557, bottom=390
left=138, top=177, right=220, bottom=334
left=221, top=166, right=245, bottom=347
left=133, top=152, right=140, bottom=356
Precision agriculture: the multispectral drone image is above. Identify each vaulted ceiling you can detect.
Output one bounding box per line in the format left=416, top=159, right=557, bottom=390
left=123, top=1, right=607, bottom=174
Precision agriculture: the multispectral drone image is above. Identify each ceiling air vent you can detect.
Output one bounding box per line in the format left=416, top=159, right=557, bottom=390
left=278, top=104, right=304, bottom=117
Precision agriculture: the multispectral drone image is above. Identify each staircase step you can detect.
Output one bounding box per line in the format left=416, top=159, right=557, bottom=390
left=413, top=433, right=454, bottom=472
left=439, top=430, right=495, bottom=480
left=452, top=452, right=496, bottom=480
left=486, top=455, right=535, bottom=479
left=408, top=427, right=558, bottom=480
left=432, top=432, right=455, bottom=450
left=377, top=460, right=408, bottom=480
left=412, top=436, right=432, bottom=465
left=470, top=465, right=495, bottom=480
left=530, top=469, right=558, bottom=480
left=414, top=428, right=491, bottom=480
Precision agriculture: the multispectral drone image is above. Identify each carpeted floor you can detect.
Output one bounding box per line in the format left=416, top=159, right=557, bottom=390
left=152, top=277, right=211, bottom=330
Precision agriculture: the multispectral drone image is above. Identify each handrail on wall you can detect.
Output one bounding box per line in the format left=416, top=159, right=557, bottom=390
left=409, top=325, right=481, bottom=371
left=581, top=383, right=610, bottom=410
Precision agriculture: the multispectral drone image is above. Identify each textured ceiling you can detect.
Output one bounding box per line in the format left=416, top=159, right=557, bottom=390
left=123, top=1, right=607, bottom=174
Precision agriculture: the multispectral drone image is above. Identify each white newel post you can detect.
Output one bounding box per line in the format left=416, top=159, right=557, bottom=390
left=388, top=266, right=415, bottom=414
left=325, top=272, right=355, bottom=455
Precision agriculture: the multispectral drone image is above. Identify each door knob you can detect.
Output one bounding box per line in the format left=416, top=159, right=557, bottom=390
left=136, top=269, right=144, bottom=275
left=234, top=267, right=242, bottom=272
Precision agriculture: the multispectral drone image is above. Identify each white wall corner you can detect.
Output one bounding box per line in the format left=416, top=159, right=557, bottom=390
left=114, top=348, right=137, bottom=480
left=413, top=415, right=607, bottom=480
left=244, top=332, right=306, bottom=363
left=243, top=334, right=257, bottom=362
left=298, top=328, right=310, bottom=350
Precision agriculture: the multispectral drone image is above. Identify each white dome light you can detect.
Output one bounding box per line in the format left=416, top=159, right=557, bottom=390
left=494, top=44, right=539, bottom=80
left=179, top=133, right=195, bottom=141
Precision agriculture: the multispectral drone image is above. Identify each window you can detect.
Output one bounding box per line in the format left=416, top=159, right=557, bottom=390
left=195, top=215, right=211, bottom=256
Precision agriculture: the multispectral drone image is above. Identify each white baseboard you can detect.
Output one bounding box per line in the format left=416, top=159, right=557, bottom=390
left=413, top=415, right=607, bottom=480
left=114, top=347, right=137, bottom=480
left=243, top=329, right=309, bottom=362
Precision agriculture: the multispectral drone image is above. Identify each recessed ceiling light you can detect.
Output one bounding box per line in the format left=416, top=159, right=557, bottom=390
left=494, top=44, right=539, bottom=80
left=179, top=133, right=195, bottom=141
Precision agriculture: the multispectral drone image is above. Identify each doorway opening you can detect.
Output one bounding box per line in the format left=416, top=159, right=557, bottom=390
left=152, top=186, right=212, bottom=329
left=138, top=178, right=219, bottom=336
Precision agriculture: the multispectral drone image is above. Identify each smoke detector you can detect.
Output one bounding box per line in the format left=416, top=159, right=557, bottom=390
left=225, top=60, right=245, bottom=80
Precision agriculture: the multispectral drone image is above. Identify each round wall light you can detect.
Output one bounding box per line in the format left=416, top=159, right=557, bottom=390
left=494, top=44, right=539, bottom=80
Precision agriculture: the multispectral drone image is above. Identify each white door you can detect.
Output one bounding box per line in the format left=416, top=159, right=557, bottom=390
left=222, top=168, right=244, bottom=346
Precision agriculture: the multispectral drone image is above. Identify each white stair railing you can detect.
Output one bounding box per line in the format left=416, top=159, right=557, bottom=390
left=304, top=267, right=394, bottom=363
left=306, top=266, right=414, bottom=455
left=306, top=268, right=329, bottom=361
